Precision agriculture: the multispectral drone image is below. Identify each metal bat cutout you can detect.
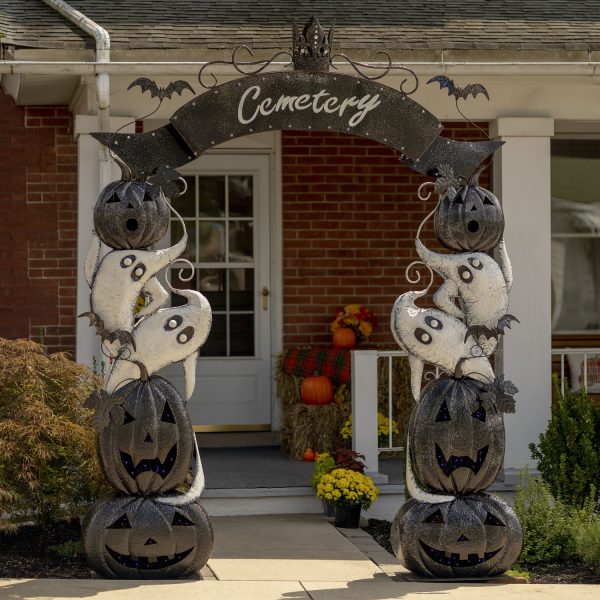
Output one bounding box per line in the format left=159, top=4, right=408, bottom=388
left=415, top=238, right=518, bottom=356
left=390, top=288, right=495, bottom=402
left=128, top=78, right=195, bottom=101
left=80, top=230, right=187, bottom=348
left=427, top=75, right=489, bottom=101
left=104, top=288, right=212, bottom=400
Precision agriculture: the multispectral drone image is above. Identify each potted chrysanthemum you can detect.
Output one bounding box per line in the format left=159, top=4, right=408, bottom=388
left=316, top=468, right=379, bottom=528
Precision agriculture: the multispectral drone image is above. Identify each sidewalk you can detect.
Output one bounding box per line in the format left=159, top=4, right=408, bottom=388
left=0, top=514, right=597, bottom=600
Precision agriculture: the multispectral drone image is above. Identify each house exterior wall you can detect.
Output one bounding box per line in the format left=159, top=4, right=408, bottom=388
left=0, top=92, right=77, bottom=354
left=281, top=123, right=490, bottom=348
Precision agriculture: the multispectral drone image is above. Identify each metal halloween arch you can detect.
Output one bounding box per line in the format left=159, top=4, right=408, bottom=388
left=92, top=18, right=501, bottom=179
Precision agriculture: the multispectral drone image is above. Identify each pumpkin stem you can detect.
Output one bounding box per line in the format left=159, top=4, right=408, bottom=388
left=131, top=360, right=149, bottom=381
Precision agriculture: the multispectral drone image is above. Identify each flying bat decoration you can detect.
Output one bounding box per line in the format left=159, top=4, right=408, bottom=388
left=104, top=288, right=212, bottom=401
left=427, top=75, right=489, bottom=101
left=80, top=230, right=187, bottom=349
left=390, top=288, right=496, bottom=401
left=127, top=77, right=195, bottom=101
left=415, top=238, right=518, bottom=356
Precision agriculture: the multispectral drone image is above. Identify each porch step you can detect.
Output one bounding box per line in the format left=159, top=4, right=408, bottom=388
left=196, top=431, right=279, bottom=448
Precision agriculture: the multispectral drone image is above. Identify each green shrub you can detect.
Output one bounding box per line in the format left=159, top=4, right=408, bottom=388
left=573, top=508, right=600, bottom=569
left=529, top=375, right=600, bottom=508
left=0, top=338, right=104, bottom=530
left=49, top=540, right=83, bottom=558
left=514, top=469, right=578, bottom=565
left=310, top=452, right=336, bottom=488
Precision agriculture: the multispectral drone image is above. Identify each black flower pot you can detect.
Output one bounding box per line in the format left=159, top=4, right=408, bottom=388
left=334, top=504, right=362, bottom=529
left=322, top=499, right=336, bottom=517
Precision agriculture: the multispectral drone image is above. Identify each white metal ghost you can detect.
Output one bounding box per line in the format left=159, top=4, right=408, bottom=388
left=415, top=238, right=517, bottom=356
left=80, top=230, right=187, bottom=348
left=104, top=288, right=212, bottom=400
left=390, top=288, right=495, bottom=401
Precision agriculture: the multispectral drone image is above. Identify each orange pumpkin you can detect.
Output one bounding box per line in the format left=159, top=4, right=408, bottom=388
left=332, top=327, right=356, bottom=349
left=301, top=374, right=334, bottom=405
left=303, top=448, right=316, bottom=461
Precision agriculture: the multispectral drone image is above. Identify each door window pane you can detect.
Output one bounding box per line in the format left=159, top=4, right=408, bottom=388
left=229, top=268, right=254, bottom=311
left=199, top=176, right=225, bottom=217
left=171, top=176, right=196, bottom=218
left=229, top=175, right=253, bottom=217
left=229, top=221, right=254, bottom=262
left=203, top=314, right=227, bottom=356
left=170, top=219, right=196, bottom=262
left=198, top=221, right=225, bottom=262
left=198, top=268, right=226, bottom=311
left=230, top=314, right=254, bottom=356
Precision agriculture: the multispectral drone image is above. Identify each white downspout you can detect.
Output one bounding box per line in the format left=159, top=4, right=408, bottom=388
left=41, top=0, right=111, bottom=189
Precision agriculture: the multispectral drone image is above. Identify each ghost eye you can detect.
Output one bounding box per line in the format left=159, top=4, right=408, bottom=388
left=107, top=514, right=132, bottom=529
left=177, top=326, right=195, bottom=344
left=435, top=399, right=451, bottom=422
left=120, top=255, right=136, bottom=268
left=425, top=509, right=445, bottom=524
left=106, top=194, right=120, bottom=203
left=164, top=315, right=183, bottom=331
left=471, top=405, right=486, bottom=422
left=425, top=316, right=443, bottom=330
left=130, top=263, right=147, bottom=282
left=458, top=265, right=473, bottom=283
left=161, top=400, right=176, bottom=423
left=414, top=328, right=432, bottom=345
left=172, top=512, right=195, bottom=526
left=484, top=512, right=505, bottom=527
left=123, top=409, right=135, bottom=424
left=468, top=257, right=483, bottom=270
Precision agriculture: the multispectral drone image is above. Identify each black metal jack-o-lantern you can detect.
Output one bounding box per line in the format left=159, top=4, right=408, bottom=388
left=94, top=180, right=170, bottom=249
left=98, top=376, right=193, bottom=495
left=391, top=494, right=522, bottom=578
left=409, top=377, right=505, bottom=494
left=82, top=493, right=213, bottom=579
left=434, top=184, right=504, bottom=252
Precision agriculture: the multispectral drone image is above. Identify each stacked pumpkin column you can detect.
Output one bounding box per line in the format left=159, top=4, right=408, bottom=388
left=80, top=176, right=214, bottom=579
left=390, top=173, right=523, bottom=578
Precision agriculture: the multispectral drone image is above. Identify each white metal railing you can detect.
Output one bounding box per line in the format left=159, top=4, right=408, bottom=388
left=552, top=347, right=600, bottom=396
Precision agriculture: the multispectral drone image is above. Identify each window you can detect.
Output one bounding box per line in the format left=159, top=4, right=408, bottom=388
left=168, top=174, right=256, bottom=356
left=551, top=140, right=600, bottom=334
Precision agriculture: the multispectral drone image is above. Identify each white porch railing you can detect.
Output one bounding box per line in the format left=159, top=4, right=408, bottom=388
left=552, top=347, right=600, bottom=396
left=352, top=347, right=600, bottom=478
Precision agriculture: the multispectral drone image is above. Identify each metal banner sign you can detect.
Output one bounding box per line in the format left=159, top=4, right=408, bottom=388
left=92, top=15, right=501, bottom=180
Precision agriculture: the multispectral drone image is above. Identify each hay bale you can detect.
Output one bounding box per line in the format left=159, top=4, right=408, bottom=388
left=280, top=403, right=349, bottom=460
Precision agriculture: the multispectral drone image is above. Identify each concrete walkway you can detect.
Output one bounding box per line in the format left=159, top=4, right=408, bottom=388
left=0, top=515, right=598, bottom=600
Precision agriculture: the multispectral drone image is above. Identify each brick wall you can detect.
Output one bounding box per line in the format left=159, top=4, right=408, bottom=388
left=0, top=92, right=77, bottom=355
left=282, top=123, right=490, bottom=348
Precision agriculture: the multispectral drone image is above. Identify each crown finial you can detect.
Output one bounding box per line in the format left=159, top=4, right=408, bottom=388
left=292, top=16, right=334, bottom=72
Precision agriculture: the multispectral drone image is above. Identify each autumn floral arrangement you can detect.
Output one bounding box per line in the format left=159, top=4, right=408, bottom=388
left=340, top=413, right=400, bottom=446
left=330, top=304, right=377, bottom=347
left=316, top=468, right=379, bottom=509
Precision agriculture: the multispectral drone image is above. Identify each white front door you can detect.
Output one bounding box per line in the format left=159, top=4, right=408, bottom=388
left=161, top=154, right=272, bottom=430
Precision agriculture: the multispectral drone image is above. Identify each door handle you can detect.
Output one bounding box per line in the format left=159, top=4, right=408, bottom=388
left=262, top=286, right=270, bottom=310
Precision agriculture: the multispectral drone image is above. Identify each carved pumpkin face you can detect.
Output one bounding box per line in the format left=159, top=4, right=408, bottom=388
left=98, top=376, right=193, bottom=495
left=94, top=180, right=170, bottom=249
left=434, top=185, right=504, bottom=252
left=391, top=494, right=522, bottom=578
left=409, top=377, right=504, bottom=494
left=83, top=494, right=213, bottom=579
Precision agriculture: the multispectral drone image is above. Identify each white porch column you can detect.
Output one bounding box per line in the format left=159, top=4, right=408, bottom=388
left=491, top=117, right=554, bottom=481
left=74, top=115, right=135, bottom=368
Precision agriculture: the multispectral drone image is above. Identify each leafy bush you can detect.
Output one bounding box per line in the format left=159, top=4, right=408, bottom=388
left=310, top=452, right=336, bottom=488
left=529, top=375, right=600, bottom=508
left=0, top=338, right=104, bottom=530
left=573, top=509, right=600, bottom=569
left=514, top=469, right=578, bottom=565
left=49, top=540, right=83, bottom=558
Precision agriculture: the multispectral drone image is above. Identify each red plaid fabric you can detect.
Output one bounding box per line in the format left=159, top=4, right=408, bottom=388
left=282, top=347, right=351, bottom=386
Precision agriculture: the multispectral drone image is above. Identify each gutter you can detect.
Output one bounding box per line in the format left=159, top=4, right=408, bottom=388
left=40, top=0, right=111, bottom=188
